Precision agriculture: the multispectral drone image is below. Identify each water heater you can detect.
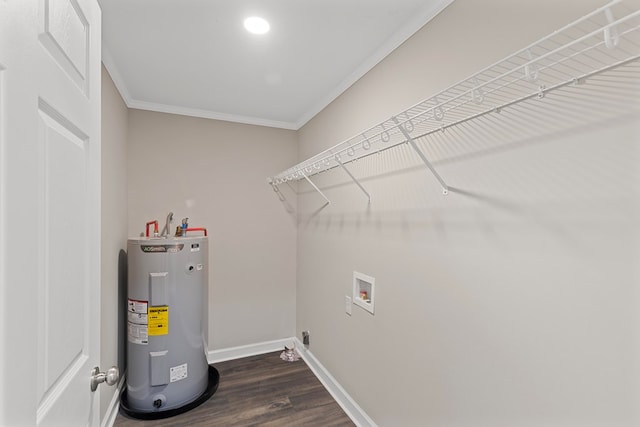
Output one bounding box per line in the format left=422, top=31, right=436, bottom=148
left=121, top=233, right=218, bottom=419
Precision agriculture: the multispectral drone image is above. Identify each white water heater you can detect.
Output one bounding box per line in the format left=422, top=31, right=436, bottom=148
left=122, top=234, right=216, bottom=418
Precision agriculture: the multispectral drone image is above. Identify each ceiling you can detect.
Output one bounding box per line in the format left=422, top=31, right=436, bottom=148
left=100, top=0, right=454, bottom=130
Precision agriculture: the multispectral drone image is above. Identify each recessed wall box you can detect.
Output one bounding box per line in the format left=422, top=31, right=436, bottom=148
left=353, top=271, right=375, bottom=314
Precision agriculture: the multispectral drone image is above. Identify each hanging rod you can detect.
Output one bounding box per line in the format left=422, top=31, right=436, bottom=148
left=268, top=0, right=640, bottom=196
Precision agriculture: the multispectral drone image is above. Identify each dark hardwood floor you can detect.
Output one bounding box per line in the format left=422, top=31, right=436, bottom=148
left=114, top=351, right=355, bottom=426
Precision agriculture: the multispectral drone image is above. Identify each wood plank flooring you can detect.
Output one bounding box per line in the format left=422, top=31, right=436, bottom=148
left=114, top=351, right=355, bottom=426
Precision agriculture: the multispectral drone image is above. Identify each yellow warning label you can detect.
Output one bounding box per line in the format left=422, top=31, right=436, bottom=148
left=148, top=306, right=168, bottom=336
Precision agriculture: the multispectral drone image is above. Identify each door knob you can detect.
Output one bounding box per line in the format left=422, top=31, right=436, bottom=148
left=90, top=366, right=119, bottom=392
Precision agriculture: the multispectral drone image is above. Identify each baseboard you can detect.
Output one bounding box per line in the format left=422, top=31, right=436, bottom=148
left=207, top=337, right=295, bottom=364
left=293, top=337, right=377, bottom=427
left=101, top=372, right=126, bottom=427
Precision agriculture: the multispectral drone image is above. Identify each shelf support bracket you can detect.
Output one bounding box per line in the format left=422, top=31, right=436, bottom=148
left=335, top=157, right=371, bottom=203
left=268, top=180, right=286, bottom=202
left=300, top=169, right=331, bottom=205
left=392, top=116, right=449, bottom=195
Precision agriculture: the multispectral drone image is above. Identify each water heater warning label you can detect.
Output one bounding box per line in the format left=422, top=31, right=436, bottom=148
left=127, top=323, right=148, bottom=345
left=148, top=306, right=169, bottom=336
left=128, top=299, right=148, bottom=345
left=128, top=299, right=147, bottom=315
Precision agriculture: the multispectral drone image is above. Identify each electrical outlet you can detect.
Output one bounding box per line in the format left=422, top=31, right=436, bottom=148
left=302, top=330, right=310, bottom=345
left=345, top=295, right=352, bottom=315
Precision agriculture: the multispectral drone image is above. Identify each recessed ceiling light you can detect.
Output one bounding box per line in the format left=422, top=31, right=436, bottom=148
left=244, top=16, right=270, bottom=35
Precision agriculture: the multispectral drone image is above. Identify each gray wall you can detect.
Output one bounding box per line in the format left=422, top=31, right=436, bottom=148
left=296, top=1, right=640, bottom=426
left=127, top=110, right=298, bottom=350
left=100, top=64, right=129, bottom=420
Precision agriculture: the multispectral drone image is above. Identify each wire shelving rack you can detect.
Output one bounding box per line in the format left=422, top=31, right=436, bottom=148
left=268, top=1, right=640, bottom=204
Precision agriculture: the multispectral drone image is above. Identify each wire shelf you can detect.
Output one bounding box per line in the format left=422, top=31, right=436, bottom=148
left=268, top=0, right=640, bottom=200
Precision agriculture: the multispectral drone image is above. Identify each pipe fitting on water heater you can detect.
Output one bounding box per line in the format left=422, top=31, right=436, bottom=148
left=143, top=215, right=208, bottom=239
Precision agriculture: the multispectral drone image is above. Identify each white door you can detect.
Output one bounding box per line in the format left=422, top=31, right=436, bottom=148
left=0, top=0, right=102, bottom=425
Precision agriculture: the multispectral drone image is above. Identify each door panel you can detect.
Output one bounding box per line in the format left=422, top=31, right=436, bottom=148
left=36, top=103, right=89, bottom=407
left=39, top=0, right=89, bottom=93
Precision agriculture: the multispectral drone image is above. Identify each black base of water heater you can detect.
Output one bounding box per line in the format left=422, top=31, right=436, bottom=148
left=119, top=365, right=220, bottom=420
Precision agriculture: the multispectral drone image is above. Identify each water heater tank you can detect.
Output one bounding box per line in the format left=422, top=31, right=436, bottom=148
left=124, top=235, right=214, bottom=416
